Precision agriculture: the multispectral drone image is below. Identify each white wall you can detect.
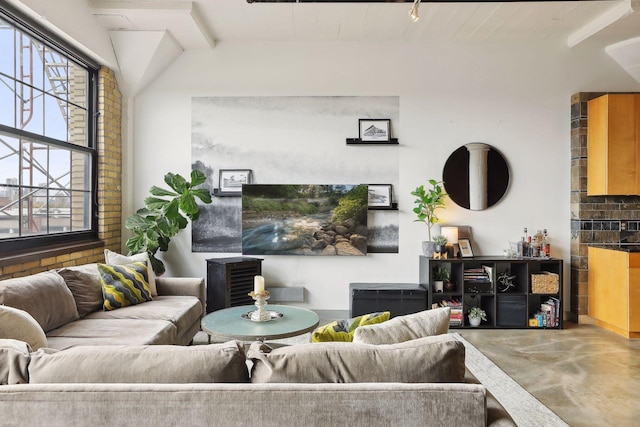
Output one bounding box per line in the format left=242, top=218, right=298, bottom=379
left=127, top=39, right=640, bottom=311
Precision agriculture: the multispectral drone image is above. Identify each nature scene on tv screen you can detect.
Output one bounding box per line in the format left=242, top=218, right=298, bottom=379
left=242, top=184, right=368, bottom=256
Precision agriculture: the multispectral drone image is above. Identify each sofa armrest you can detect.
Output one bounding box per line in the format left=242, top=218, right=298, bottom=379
left=155, top=277, right=205, bottom=317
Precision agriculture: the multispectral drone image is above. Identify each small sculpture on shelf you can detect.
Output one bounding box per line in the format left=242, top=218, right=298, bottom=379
left=498, top=272, right=516, bottom=293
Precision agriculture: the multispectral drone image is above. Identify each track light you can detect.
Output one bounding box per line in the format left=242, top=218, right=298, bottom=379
left=409, top=0, right=421, bottom=23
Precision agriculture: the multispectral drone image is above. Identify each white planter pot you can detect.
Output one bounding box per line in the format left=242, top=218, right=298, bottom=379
left=468, top=316, right=481, bottom=327
left=434, top=280, right=444, bottom=293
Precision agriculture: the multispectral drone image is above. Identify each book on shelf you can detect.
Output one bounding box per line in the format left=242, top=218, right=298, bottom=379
left=437, top=299, right=464, bottom=327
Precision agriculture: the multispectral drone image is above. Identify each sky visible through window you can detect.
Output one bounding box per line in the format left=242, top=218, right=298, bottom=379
left=0, top=14, right=93, bottom=238
left=0, top=19, right=84, bottom=189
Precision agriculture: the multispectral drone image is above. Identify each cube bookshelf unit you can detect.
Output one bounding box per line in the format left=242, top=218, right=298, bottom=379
left=419, top=256, right=563, bottom=329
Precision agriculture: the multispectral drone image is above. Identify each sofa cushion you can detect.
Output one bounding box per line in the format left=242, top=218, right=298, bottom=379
left=84, top=296, right=201, bottom=337
left=28, top=341, right=249, bottom=384
left=98, top=262, right=152, bottom=311
left=57, top=263, right=103, bottom=317
left=104, top=249, right=157, bottom=296
left=0, top=271, right=79, bottom=332
left=0, top=339, right=30, bottom=384
left=248, top=334, right=465, bottom=384
left=0, top=305, right=48, bottom=350
left=353, top=307, right=451, bottom=345
left=311, top=311, right=390, bottom=342
left=45, top=318, right=177, bottom=350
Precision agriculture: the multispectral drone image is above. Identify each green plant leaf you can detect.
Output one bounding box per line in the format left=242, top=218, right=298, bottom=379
left=191, top=188, right=212, bottom=204
left=190, top=169, right=206, bottom=186
left=125, top=214, right=152, bottom=231
left=149, top=185, right=176, bottom=197
left=148, top=254, right=165, bottom=276
left=166, top=173, right=188, bottom=194
left=145, top=196, right=170, bottom=210
left=180, top=193, right=199, bottom=216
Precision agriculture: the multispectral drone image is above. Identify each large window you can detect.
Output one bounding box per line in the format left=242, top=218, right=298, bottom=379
left=0, top=9, right=98, bottom=253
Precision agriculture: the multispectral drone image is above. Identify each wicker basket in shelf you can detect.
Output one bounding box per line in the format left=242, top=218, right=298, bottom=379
left=531, top=272, right=559, bottom=294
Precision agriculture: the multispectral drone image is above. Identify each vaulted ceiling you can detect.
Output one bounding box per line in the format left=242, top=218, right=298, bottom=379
left=86, top=0, right=640, bottom=90
left=89, top=0, right=640, bottom=48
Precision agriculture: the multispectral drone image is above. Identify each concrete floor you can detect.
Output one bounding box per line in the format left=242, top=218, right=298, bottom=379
left=458, top=323, right=640, bottom=427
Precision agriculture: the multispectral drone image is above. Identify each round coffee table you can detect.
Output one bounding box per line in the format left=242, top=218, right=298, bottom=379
left=201, top=304, right=320, bottom=342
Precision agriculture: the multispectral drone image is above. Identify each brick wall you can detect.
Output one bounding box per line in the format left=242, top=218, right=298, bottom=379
left=570, top=92, right=640, bottom=322
left=0, top=66, right=122, bottom=279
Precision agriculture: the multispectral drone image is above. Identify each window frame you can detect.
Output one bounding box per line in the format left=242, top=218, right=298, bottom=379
left=0, top=5, right=100, bottom=255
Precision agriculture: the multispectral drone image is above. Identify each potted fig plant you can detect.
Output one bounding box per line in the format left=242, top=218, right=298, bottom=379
left=411, top=179, right=447, bottom=256
left=468, top=306, right=487, bottom=327
left=125, top=169, right=212, bottom=275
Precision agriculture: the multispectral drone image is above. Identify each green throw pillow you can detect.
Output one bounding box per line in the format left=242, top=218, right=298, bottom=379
left=311, top=311, right=390, bottom=343
left=98, top=262, right=152, bottom=311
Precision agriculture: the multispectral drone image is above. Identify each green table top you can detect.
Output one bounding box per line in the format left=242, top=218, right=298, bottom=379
left=201, top=304, right=320, bottom=341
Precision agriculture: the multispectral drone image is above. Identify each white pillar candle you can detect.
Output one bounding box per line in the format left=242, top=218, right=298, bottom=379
left=254, top=275, right=265, bottom=294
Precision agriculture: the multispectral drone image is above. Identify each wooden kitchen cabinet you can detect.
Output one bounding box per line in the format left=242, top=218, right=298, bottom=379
left=588, top=246, right=640, bottom=338
left=587, top=94, right=640, bottom=195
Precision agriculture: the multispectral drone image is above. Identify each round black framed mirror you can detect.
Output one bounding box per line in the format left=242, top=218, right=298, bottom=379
left=442, top=143, right=510, bottom=211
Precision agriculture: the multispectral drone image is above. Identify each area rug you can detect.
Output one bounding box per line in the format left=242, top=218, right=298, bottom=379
left=194, top=331, right=569, bottom=426
left=453, top=333, right=569, bottom=427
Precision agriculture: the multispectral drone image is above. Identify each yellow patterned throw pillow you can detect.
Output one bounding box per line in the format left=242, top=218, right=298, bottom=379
left=311, top=311, right=391, bottom=343
left=98, top=262, right=152, bottom=311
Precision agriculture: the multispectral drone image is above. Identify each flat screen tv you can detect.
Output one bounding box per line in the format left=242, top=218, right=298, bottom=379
left=242, top=184, right=368, bottom=256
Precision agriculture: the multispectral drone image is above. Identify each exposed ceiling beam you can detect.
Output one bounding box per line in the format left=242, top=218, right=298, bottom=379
left=567, top=0, right=634, bottom=47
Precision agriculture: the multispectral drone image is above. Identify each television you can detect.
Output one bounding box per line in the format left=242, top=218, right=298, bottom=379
left=242, top=184, right=368, bottom=256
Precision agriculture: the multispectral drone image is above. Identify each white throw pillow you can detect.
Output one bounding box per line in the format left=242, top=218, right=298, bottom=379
left=0, top=305, right=48, bottom=350
left=352, top=307, right=451, bottom=345
left=104, top=249, right=157, bottom=296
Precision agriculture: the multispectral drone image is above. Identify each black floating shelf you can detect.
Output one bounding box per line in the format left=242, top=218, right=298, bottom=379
left=368, top=203, right=398, bottom=211
left=346, top=138, right=399, bottom=145
left=212, top=189, right=241, bottom=197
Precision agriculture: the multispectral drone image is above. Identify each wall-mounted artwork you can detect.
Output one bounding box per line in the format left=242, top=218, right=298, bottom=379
left=367, top=184, right=392, bottom=208
left=191, top=96, right=399, bottom=253
left=242, top=184, right=367, bottom=256
left=359, top=119, right=390, bottom=142
left=219, top=169, right=251, bottom=194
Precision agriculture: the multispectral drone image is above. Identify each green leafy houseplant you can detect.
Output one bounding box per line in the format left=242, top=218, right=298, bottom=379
left=411, top=180, right=447, bottom=242
left=433, top=235, right=448, bottom=246
left=468, top=307, right=487, bottom=321
left=433, top=265, right=450, bottom=282
left=125, top=169, right=212, bottom=276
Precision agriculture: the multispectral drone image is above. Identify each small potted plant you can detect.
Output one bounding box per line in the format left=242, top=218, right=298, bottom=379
left=411, top=179, right=447, bottom=256
left=468, top=306, right=487, bottom=327
left=433, top=235, right=448, bottom=257
left=432, top=265, right=450, bottom=293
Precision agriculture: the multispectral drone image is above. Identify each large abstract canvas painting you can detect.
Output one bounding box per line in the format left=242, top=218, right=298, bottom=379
left=191, top=96, right=399, bottom=253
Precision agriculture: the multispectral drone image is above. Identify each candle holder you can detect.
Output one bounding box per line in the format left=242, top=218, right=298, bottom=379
left=248, top=290, right=271, bottom=322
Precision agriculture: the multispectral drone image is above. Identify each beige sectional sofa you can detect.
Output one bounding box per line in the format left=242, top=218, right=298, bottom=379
left=0, top=263, right=205, bottom=350
left=0, top=334, right=515, bottom=427
left=1, top=267, right=514, bottom=426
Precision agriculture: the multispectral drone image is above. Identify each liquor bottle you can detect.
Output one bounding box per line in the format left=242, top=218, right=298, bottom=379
left=542, top=229, right=550, bottom=257
left=518, top=228, right=528, bottom=258
left=533, top=230, right=543, bottom=257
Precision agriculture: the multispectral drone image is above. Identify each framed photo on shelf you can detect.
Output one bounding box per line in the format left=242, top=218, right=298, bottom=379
left=218, top=169, right=252, bottom=194
left=459, top=238, right=474, bottom=258
left=359, top=119, right=391, bottom=142
left=367, top=184, right=393, bottom=208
